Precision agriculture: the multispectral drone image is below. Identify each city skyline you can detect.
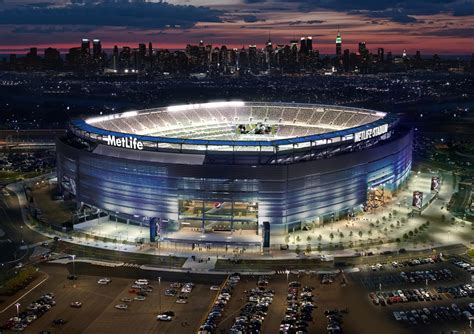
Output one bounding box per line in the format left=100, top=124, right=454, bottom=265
left=0, top=0, right=473, bottom=54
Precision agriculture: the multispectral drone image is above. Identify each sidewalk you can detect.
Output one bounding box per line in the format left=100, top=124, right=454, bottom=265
left=6, top=172, right=472, bottom=263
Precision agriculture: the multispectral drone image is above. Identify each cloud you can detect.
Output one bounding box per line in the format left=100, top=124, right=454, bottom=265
left=424, top=27, right=474, bottom=37
left=274, top=0, right=474, bottom=24
left=242, top=15, right=262, bottom=23
left=11, top=25, right=95, bottom=34
left=0, top=1, right=222, bottom=29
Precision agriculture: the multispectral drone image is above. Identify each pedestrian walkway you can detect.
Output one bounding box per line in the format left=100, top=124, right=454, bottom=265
left=182, top=255, right=217, bottom=271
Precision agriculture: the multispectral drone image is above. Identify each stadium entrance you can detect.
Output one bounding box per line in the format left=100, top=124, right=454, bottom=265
left=178, top=199, right=258, bottom=233
left=364, top=185, right=393, bottom=211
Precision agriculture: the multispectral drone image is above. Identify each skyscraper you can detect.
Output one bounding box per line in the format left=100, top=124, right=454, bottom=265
left=300, top=37, right=307, bottom=55
left=306, top=36, right=313, bottom=53
left=336, top=29, right=342, bottom=56
left=377, top=48, right=384, bottom=63
left=92, top=39, right=102, bottom=58
left=81, top=39, right=90, bottom=55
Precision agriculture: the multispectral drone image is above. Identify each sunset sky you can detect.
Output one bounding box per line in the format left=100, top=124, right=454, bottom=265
left=0, top=0, right=473, bottom=55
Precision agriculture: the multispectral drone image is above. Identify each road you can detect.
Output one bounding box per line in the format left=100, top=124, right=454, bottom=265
left=0, top=187, right=46, bottom=264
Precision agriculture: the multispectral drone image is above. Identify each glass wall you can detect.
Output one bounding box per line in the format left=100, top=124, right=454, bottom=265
left=178, top=199, right=258, bottom=231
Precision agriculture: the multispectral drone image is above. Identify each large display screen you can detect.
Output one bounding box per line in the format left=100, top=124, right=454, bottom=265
left=412, top=191, right=423, bottom=209
left=431, top=176, right=440, bottom=192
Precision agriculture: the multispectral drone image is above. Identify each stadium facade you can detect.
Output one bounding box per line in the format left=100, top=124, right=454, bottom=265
left=57, top=102, right=412, bottom=239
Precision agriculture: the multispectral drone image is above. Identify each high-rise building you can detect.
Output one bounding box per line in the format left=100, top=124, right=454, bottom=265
left=306, top=36, right=313, bottom=53
left=44, top=48, right=61, bottom=64
left=358, top=42, right=367, bottom=55
left=92, top=39, right=102, bottom=58
left=265, top=36, right=273, bottom=69
left=335, top=30, right=342, bottom=56
left=81, top=39, right=90, bottom=55
left=148, top=42, right=153, bottom=57
left=377, top=48, right=384, bottom=63
left=300, top=37, right=307, bottom=55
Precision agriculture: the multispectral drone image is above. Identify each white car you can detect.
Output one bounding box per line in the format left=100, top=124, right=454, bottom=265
left=135, top=279, right=149, bottom=285
left=157, top=314, right=172, bottom=321
left=115, top=304, right=128, bottom=310
left=121, top=297, right=133, bottom=303
left=134, top=296, right=146, bottom=301
left=176, top=298, right=187, bottom=304
left=210, top=285, right=220, bottom=291
left=98, top=278, right=111, bottom=285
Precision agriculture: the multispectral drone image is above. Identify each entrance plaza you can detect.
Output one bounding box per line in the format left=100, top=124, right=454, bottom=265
left=68, top=168, right=473, bottom=256
left=9, top=167, right=473, bottom=259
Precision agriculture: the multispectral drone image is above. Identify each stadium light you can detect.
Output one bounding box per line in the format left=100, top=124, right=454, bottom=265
left=167, top=101, right=245, bottom=112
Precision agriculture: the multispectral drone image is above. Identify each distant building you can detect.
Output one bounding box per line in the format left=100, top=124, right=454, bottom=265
left=92, top=39, right=102, bottom=59
left=335, top=30, right=342, bottom=56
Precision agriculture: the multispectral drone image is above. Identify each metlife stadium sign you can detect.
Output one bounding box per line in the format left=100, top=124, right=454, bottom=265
left=105, top=135, right=144, bottom=150
left=354, top=124, right=388, bottom=142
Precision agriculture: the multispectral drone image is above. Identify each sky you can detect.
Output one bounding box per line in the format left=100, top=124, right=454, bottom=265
left=0, top=0, right=473, bottom=55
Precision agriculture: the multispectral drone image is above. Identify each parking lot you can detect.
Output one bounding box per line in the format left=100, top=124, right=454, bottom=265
left=0, top=256, right=472, bottom=334
left=0, top=265, right=221, bottom=333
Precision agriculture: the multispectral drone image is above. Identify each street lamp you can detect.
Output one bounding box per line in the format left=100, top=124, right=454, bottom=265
left=285, top=269, right=290, bottom=284
left=71, top=254, right=76, bottom=277
left=14, top=303, right=20, bottom=317
left=158, top=276, right=161, bottom=314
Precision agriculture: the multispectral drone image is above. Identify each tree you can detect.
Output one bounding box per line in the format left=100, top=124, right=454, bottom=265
left=403, top=233, right=408, bottom=239
left=296, top=236, right=301, bottom=242
left=306, top=244, right=312, bottom=253
left=295, top=245, right=301, bottom=255
left=408, top=231, right=414, bottom=237
left=317, top=234, right=322, bottom=241
left=358, top=231, right=363, bottom=238
left=440, top=214, right=445, bottom=222
left=285, top=235, right=290, bottom=243
left=368, top=230, right=372, bottom=236
left=384, top=227, right=388, bottom=233
left=396, top=238, right=401, bottom=243
left=349, top=231, right=353, bottom=237
left=414, top=228, right=419, bottom=234
left=339, top=232, right=344, bottom=239
left=306, top=235, right=312, bottom=243
left=329, top=233, right=334, bottom=240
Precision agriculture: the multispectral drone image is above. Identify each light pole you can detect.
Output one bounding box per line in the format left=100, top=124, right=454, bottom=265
left=14, top=303, right=20, bottom=318
left=158, top=276, right=161, bottom=314
left=71, top=254, right=76, bottom=277
left=285, top=269, right=290, bottom=284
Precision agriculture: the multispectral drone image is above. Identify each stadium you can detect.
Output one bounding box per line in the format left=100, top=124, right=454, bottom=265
left=56, top=101, right=412, bottom=245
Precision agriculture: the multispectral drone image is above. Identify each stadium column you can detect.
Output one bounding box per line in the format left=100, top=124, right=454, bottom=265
left=201, top=200, right=205, bottom=234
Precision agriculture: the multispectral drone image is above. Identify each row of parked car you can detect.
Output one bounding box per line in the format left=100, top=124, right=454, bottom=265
left=369, top=288, right=443, bottom=306
left=115, top=279, right=153, bottom=310
left=325, top=308, right=348, bottom=334
left=199, top=273, right=240, bottom=334
left=435, top=284, right=474, bottom=299
left=400, top=268, right=455, bottom=283
left=280, top=282, right=315, bottom=334
left=393, top=303, right=474, bottom=326
left=230, top=276, right=274, bottom=334
left=453, top=260, right=474, bottom=272
left=367, top=255, right=443, bottom=271
left=1, top=293, right=56, bottom=332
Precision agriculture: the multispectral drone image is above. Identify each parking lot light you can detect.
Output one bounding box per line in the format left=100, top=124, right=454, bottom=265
left=71, top=254, right=76, bottom=277
left=158, top=276, right=161, bottom=314
left=15, top=302, right=20, bottom=317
